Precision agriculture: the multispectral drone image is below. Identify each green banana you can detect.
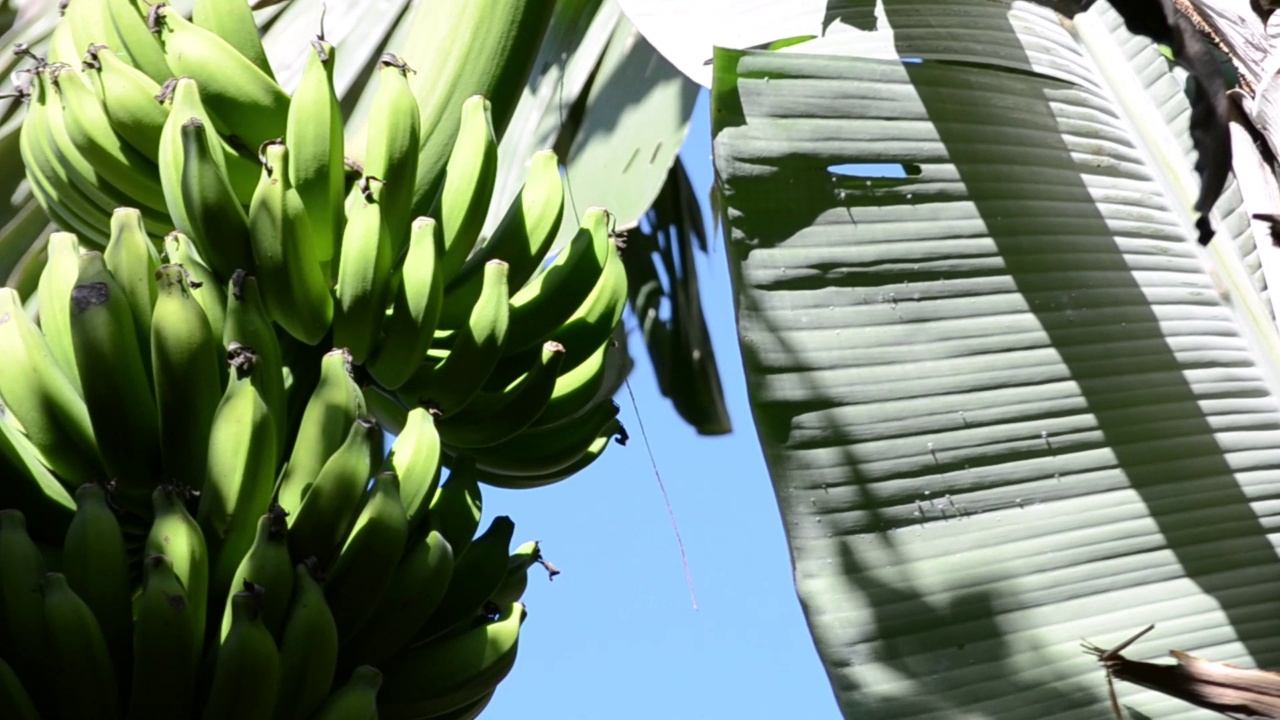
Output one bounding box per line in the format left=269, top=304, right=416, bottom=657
left=436, top=95, right=498, bottom=280
left=0, top=286, right=103, bottom=484
left=147, top=484, right=209, bottom=651
left=64, top=0, right=114, bottom=60
left=325, top=472, right=409, bottom=642
left=382, top=602, right=526, bottom=720
left=224, top=270, right=287, bottom=462
left=219, top=505, right=293, bottom=642
left=427, top=455, right=482, bottom=558
left=0, top=658, right=39, bottom=720
left=476, top=421, right=622, bottom=489
left=439, top=340, right=564, bottom=448
left=103, top=0, right=171, bottom=83
left=490, top=540, right=544, bottom=606
left=273, top=561, right=340, bottom=720
left=545, top=231, right=628, bottom=372
left=104, top=206, right=161, bottom=373
left=70, top=251, right=160, bottom=508
left=41, top=572, right=121, bottom=720
left=191, top=0, right=274, bottom=79
left=0, top=410, right=77, bottom=540
left=198, top=342, right=278, bottom=605
left=248, top=140, right=333, bottom=345
left=202, top=585, right=281, bottom=720
left=83, top=44, right=168, bottom=163
left=129, top=554, right=200, bottom=720
left=415, top=515, right=514, bottom=644
left=286, top=38, right=344, bottom=272
left=440, top=147, right=565, bottom=328
left=333, top=176, right=393, bottom=364
left=399, top=0, right=555, bottom=215
left=164, top=231, right=228, bottom=347
left=157, top=76, right=262, bottom=204
left=35, top=230, right=83, bottom=392
left=149, top=3, right=290, bottom=149
left=529, top=341, right=610, bottom=429
left=362, top=53, right=420, bottom=259
left=0, top=510, right=51, bottom=710
left=62, top=482, right=132, bottom=693
left=180, top=116, right=255, bottom=279
left=287, top=417, right=378, bottom=568
left=473, top=399, right=623, bottom=477
left=312, top=666, right=381, bottom=720
left=400, top=259, right=509, bottom=415
left=151, top=263, right=223, bottom=491
left=367, top=215, right=444, bottom=390
left=276, top=348, right=364, bottom=518
left=362, top=383, right=408, bottom=435
left=385, top=406, right=442, bottom=532
left=342, top=530, right=454, bottom=670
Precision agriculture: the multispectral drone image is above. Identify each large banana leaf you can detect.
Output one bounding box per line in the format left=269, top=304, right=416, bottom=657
left=710, top=0, right=1280, bottom=717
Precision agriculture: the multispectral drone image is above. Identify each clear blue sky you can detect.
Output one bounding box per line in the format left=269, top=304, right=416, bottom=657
left=480, top=89, right=842, bottom=719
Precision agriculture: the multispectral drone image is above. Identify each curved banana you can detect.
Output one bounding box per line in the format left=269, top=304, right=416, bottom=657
left=286, top=416, right=379, bottom=568
left=129, top=554, right=200, bottom=720
left=191, top=0, right=274, bottom=79
left=156, top=76, right=261, bottom=204
left=286, top=38, right=344, bottom=272
left=334, top=176, right=393, bottom=364
left=385, top=406, right=442, bottom=533
left=275, top=348, right=364, bottom=518
left=273, top=561, right=339, bottom=720
left=149, top=3, right=289, bottom=149
left=362, top=53, right=420, bottom=259
left=0, top=657, right=39, bottom=720
left=324, top=472, right=409, bottom=642
left=362, top=383, right=408, bottom=436
left=400, top=259, right=509, bottom=415
left=103, top=0, right=171, bottom=83
left=341, top=529, right=454, bottom=670
left=70, top=251, right=160, bottom=509
left=528, top=341, right=610, bottom=430
left=489, top=540, right=543, bottom=606
left=104, top=206, right=161, bottom=372
left=202, top=585, right=281, bottom=720
left=472, top=399, right=623, bottom=478
left=83, top=44, right=168, bottom=163
left=544, top=232, right=628, bottom=372
left=367, top=215, right=444, bottom=390
left=223, top=270, right=287, bottom=462
left=62, top=483, right=132, bottom=692
left=181, top=117, right=255, bottom=279
left=41, top=572, right=121, bottom=720
left=0, top=510, right=51, bottom=708
left=414, top=515, right=514, bottom=644
left=438, top=340, right=564, bottom=449
left=35, top=230, right=84, bottom=392
left=0, top=410, right=77, bottom=539
left=147, top=484, right=209, bottom=650
left=164, top=231, right=227, bottom=346
left=0, top=286, right=103, bottom=484
left=437, top=95, right=498, bottom=281
left=312, top=665, right=381, bottom=720
left=440, top=147, right=564, bottom=328
left=381, top=602, right=526, bottom=720
left=248, top=140, right=333, bottom=345
left=426, top=455, right=482, bottom=558
left=476, top=421, right=621, bottom=490
left=218, top=505, right=293, bottom=642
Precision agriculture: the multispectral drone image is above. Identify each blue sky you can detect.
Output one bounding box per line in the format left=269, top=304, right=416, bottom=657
left=480, top=90, right=841, bottom=719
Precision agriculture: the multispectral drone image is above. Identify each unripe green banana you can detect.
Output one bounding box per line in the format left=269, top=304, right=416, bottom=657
left=198, top=344, right=278, bottom=605
left=202, top=585, right=281, bottom=720
left=546, top=232, right=628, bottom=372
left=83, top=44, right=169, bottom=163
left=164, top=231, right=228, bottom=350
left=287, top=417, right=379, bottom=568
left=219, top=505, right=293, bottom=642
left=0, top=658, right=39, bottom=720
left=367, top=216, right=445, bottom=390
left=530, top=341, right=610, bottom=429
left=440, top=147, right=565, bottom=328
left=0, top=510, right=50, bottom=710
left=342, top=530, right=454, bottom=670
left=286, top=38, right=344, bottom=272
left=382, top=602, right=526, bottom=720
left=473, top=399, right=623, bottom=477
left=416, top=515, right=515, bottom=644
left=147, top=484, right=209, bottom=652
left=401, top=259, right=509, bottom=415
left=103, top=0, right=171, bottom=83
left=334, top=176, right=394, bottom=364
left=224, top=270, right=287, bottom=463
left=129, top=554, right=200, bottom=720
left=35, top=230, right=83, bottom=393
left=0, top=286, right=104, bottom=484
left=437, top=95, right=498, bottom=281
left=0, top=410, right=76, bottom=540
left=70, top=251, right=160, bottom=508
left=181, top=117, right=255, bottom=280
left=439, top=340, right=564, bottom=448
left=490, top=540, right=544, bottom=606
left=313, top=665, right=381, bottom=720
left=41, top=572, right=121, bottom=720
left=62, top=483, right=132, bottom=693
left=248, top=140, right=334, bottom=345
left=149, top=3, right=290, bottom=150
left=362, top=383, right=408, bottom=435
left=104, top=206, right=161, bottom=374
left=158, top=77, right=245, bottom=241
left=151, top=263, right=223, bottom=491
left=276, top=348, right=364, bottom=517
left=385, top=406, right=443, bottom=533
left=273, top=561, right=339, bottom=720
left=362, top=53, right=421, bottom=259
left=476, top=422, right=621, bottom=489
left=191, top=0, right=274, bottom=79
left=427, top=455, right=482, bottom=558
left=325, top=472, right=409, bottom=642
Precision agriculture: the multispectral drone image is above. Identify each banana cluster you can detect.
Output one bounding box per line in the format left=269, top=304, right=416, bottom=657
left=0, top=223, right=555, bottom=718
left=16, top=0, right=629, bottom=489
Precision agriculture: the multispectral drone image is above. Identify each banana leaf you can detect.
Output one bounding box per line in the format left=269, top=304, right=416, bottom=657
left=707, top=0, right=1280, bottom=717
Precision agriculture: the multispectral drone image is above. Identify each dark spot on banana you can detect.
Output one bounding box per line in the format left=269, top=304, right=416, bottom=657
left=70, top=282, right=110, bottom=314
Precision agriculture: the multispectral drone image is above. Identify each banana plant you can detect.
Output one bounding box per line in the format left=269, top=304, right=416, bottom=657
left=626, top=0, right=1280, bottom=717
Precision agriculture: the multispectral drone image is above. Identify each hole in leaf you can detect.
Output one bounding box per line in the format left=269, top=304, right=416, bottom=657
left=828, top=163, right=921, bottom=179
